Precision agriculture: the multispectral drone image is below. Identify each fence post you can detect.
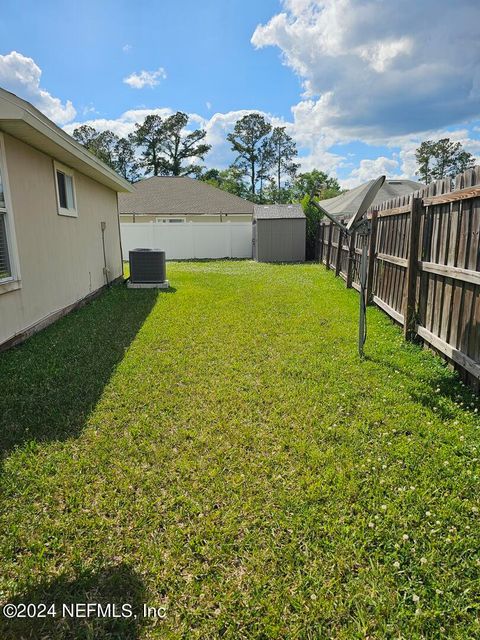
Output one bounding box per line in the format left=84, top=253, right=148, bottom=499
left=335, top=229, right=343, bottom=277
left=325, top=223, right=333, bottom=270
left=314, top=222, right=320, bottom=262
left=318, top=224, right=324, bottom=263
left=366, top=209, right=378, bottom=305
left=403, top=198, right=422, bottom=340
left=346, top=231, right=356, bottom=288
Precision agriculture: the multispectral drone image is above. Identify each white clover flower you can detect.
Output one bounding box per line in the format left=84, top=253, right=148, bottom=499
left=368, top=522, right=375, bottom=528
left=381, top=504, right=387, bottom=511
left=426, top=511, right=431, bottom=517
left=393, top=561, right=400, bottom=568
left=420, top=557, right=427, bottom=564
left=402, top=534, right=409, bottom=541
left=412, top=594, right=420, bottom=603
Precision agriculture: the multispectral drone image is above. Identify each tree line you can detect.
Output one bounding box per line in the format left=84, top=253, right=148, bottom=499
left=72, top=111, right=340, bottom=201
left=73, top=111, right=476, bottom=256
left=73, top=110, right=476, bottom=195
left=73, top=111, right=342, bottom=257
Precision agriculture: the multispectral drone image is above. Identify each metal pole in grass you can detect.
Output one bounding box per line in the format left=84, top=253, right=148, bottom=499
left=309, top=175, right=386, bottom=358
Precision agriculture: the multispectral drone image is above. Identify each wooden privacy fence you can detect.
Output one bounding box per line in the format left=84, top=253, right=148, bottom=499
left=317, top=166, right=480, bottom=388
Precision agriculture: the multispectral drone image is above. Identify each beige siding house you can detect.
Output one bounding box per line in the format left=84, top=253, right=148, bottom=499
left=0, top=88, right=133, bottom=350
left=118, top=176, right=254, bottom=223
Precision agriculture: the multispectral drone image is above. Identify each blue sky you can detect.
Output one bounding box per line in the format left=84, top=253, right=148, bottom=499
left=1, top=0, right=479, bottom=187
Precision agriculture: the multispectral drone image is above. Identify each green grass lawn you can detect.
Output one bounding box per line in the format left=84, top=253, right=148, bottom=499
left=0, top=260, right=479, bottom=639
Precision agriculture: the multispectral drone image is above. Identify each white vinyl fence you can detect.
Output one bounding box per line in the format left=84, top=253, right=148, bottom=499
left=121, top=222, right=253, bottom=260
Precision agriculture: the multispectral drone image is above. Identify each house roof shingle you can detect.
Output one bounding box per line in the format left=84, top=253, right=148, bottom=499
left=118, top=176, right=254, bottom=215
left=320, top=179, right=425, bottom=219
left=253, top=204, right=305, bottom=220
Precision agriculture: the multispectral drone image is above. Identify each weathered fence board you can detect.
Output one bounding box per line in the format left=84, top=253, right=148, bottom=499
left=318, top=165, right=480, bottom=390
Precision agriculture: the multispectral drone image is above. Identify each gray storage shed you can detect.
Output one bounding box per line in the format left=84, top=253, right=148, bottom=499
left=253, top=204, right=306, bottom=262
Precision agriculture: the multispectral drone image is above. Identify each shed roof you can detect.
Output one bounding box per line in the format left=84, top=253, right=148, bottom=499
left=0, top=87, right=132, bottom=193
left=253, top=204, right=305, bottom=220
left=118, top=176, right=254, bottom=215
left=320, top=178, right=424, bottom=219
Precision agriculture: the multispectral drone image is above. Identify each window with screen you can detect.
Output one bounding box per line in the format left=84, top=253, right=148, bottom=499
left=55, top=162, right=77, bottom=217
left=0, top=165, right=12, bottom=280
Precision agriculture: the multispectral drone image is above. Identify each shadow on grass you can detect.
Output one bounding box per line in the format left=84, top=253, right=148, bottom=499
left=365, top=347, right=479, bottom=421
left=0, top=563, right=148, bottom=640
left=0, top=284, right=165, bottom=465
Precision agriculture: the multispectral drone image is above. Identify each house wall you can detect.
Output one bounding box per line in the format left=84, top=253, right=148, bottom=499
left=255, top=218, right=306, bottom=263
left=0, top=133, right=122, bottom=348
left=119, top=213, right=252, bottom=224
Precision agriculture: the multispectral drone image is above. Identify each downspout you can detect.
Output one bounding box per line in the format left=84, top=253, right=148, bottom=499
left=115, top=191, right=125, bottom=281
left=101, top=220, right=110, bottom=287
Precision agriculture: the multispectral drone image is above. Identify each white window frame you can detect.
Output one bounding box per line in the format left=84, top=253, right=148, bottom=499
left=54, top=161, right=78, bottom=218
left=0, top=132, right=21, bottom=293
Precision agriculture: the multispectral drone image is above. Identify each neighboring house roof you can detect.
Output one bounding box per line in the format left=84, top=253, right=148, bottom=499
left=118, top=176, right=254, bottom=215
left=253, top=204, right=305, bottom=220
left=0, top=87, right=132, bottom=193
left=320, top=178, right=424, bottom=219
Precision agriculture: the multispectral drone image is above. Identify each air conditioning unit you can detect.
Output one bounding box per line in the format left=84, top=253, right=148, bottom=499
left=127, top=249, right=169, bottom=289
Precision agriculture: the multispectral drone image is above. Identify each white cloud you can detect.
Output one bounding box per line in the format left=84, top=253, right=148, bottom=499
left=340, top=157, right=401, bottom=189
left=122, top=44, right=132, bottom=53
left=356, top=37, right=413, bottom=74
left=123, top=67, right=167, bottom=89
left=252, top=0, right=480, bottom=140
left=64, top=107, right=175, bottom=138
left=0, top=50, right=76, bottom=124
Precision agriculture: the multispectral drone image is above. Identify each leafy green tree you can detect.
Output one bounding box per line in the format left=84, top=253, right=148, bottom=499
left=200, top=167, right=250, bottom=198
left=415, top=138, right=475, bottom=184
left=72, top=125, right=118, bottom=168
left=132, top=112, right=210, bottom=177
left=159, top=112, right=211, bottom=176
left=72, top=124, right=98, bottom=150
left=257, top=138, right=275, bottom=202
left=131, top=115, right=167, bottom=176
left=291, top=170, right=341, bottom=201
left=292, top=171, right=342, bottom=260
left=269, top=126, right=299, bottom=200
left=73, top=125, right=139, bottom=182
left=115, top=136, right=140, bottom=182
left=227, top=113, right=272, bottom=198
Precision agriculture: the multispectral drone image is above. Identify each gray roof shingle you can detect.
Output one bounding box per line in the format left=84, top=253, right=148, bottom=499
left=118, top=176, right=254, bottom=215
left=320, top=179, right=425, bottom=219
left=253, top=204, right=305, bottom=220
